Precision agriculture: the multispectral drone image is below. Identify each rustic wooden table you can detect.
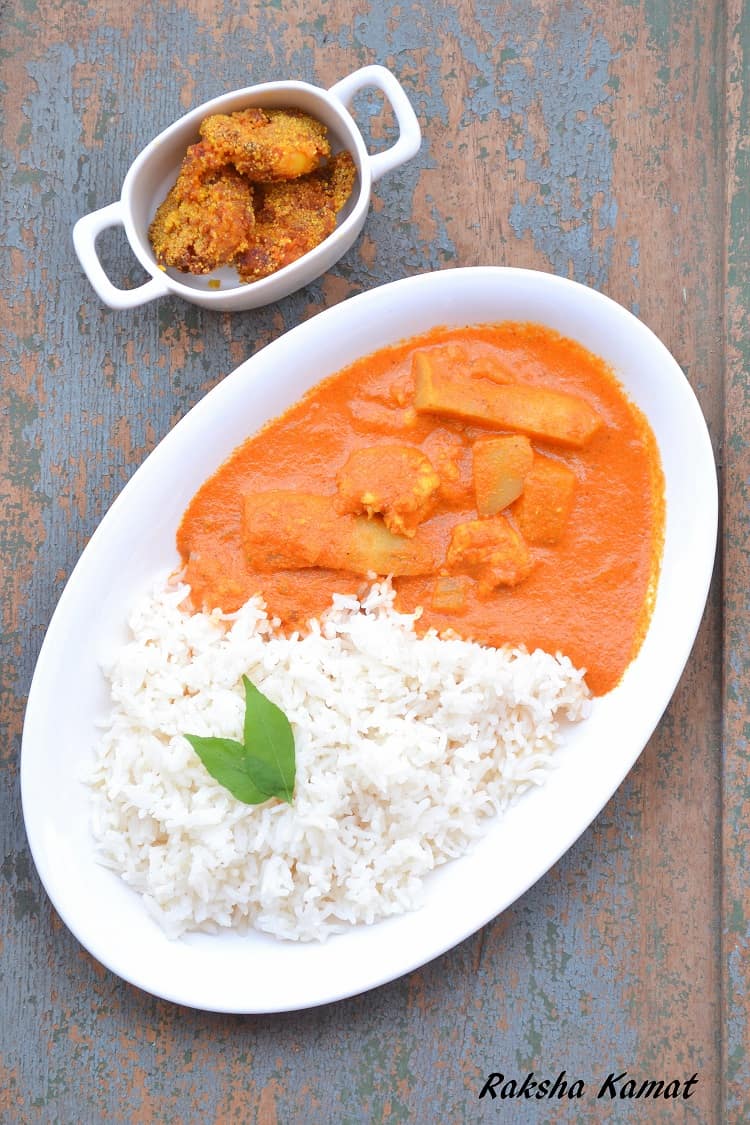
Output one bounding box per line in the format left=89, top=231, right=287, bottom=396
left=2, top=1, right=747, bottom=1121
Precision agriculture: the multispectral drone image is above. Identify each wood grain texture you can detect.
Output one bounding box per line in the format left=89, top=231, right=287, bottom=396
left=0, top=0, right=740, bottom=1121
left=723, top=1, right=750, bottom=1121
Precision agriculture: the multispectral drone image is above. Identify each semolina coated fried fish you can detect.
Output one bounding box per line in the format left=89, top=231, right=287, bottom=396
left=148, top=108, right=354, bottom=280
left=149, top=154, right=256, bottom=274
left=199, top=107, right=330, bottom=181
left=236, top=150, right=356, bottom=282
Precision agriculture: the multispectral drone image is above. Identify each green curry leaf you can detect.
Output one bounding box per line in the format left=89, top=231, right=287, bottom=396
left=241, top=676, right=296, bottom=802
left=184, top=678, right=296, bottom=806
left=184, top=736, right=271, bottom=805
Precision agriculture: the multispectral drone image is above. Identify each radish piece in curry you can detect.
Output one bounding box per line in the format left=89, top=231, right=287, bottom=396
left=177, top=323, right=664, bottom=696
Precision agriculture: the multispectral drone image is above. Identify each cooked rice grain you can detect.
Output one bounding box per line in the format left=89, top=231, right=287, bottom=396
left=88, top=581, right=589, bottom=941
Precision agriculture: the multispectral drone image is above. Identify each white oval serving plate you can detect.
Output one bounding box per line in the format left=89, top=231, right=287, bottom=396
left=21, top=267, right=717, bottom=1013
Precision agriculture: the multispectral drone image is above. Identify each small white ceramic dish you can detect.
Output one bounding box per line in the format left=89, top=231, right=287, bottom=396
left=21, top=268, right=717, bottom=1012
left=72, top=65, right=421, bottom=311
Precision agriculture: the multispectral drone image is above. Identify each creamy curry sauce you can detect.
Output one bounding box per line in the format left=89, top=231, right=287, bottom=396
left=177, top=324, right=664, bottom=695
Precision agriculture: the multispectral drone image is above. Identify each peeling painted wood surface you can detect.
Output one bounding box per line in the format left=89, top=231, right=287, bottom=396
left=0, top=1, right=743, bottom=1121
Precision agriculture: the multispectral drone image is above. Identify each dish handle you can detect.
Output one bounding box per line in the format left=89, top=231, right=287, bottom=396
left=72, top=202, right=170, bottom=310
left=328, top=65, right=421, bottom=184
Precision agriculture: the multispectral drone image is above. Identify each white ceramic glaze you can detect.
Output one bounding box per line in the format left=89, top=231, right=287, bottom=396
left=21, top=268, right=717, bottom=1012
left=72, top=65, right=421, bottom=311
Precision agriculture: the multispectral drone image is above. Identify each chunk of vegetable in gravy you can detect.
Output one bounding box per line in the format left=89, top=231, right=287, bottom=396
left=514, top=454, right=577, bottom=546
left=242, top=491, right=435, bottom=576
left=473, top=435, right=534, bottom=516
left=431, top=575, right=469, bottom=613
left=417, top=342, right=517, bottom=385
left=414, top=351, right=602, bottom=447
left=177, top=323, right=664, bottom=695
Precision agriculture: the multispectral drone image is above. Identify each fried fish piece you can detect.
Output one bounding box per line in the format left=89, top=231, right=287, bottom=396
left=236, top=151, right=356, bottom=282
left=149, top=153, right=255, bottom=274
left=199, top=107, right=330, bottom=181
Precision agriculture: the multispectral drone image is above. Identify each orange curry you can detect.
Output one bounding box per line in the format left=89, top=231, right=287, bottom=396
left=177, top=324, right=664, bottom=695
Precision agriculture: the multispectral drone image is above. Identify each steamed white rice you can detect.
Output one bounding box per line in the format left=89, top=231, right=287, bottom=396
left=88, top=580, right=590, bottom=941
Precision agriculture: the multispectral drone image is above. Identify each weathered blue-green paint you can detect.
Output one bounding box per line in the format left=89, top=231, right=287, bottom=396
left=487, top=2, right=618, bottom=287
left=642, top=0, right=697, bottom=54
left=723, top=0, right=750, bottom=1112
